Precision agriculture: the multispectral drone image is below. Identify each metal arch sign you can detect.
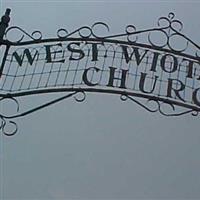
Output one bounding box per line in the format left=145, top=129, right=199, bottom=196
left=0, top=9, right=200, bottom=136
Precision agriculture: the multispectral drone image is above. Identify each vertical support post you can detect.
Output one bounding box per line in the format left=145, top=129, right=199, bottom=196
left=0, top=9, right=11, bottom=77
left=0, top=8, right=11, bottom=42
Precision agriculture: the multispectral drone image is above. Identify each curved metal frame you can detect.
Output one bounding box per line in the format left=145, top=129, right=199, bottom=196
left=0, top=11, right=200, bottom=136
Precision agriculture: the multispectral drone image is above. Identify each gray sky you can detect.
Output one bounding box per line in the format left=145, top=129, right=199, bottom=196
left=0, top=1, right=200, bottom=199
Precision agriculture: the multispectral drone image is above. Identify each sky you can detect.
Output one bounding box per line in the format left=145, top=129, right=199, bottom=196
left=0, top=0, right=200, bottom=199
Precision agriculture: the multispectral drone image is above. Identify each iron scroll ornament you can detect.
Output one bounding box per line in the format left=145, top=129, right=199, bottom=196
left=0, top=10, right=200, bottom=136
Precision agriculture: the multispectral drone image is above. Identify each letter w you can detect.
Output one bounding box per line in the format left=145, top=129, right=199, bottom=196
left=12, top=49, right=39, bottom=66
left=121, top=45, right=148, bottom=65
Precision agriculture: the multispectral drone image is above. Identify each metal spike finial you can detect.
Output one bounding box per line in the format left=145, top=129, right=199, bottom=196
left=0, top=8, right=11, bottom=41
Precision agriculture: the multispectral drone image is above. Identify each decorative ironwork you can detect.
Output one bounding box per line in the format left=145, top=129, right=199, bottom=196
left=120, top=94, right=199, bottom=117
left=0, top=9, right=200, bottom=136
left=0, top=91, right=86, bottom=136
left=3, top=12, right=200, bottom=56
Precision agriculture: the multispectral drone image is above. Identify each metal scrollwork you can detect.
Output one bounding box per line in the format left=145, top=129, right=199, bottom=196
left=3, top=12, right=200, bottom=56
left=125, top=25, right=138, bottom=43
left=91, top=22, right=110, bottom=39
left=120, top=94, right=200, bottom=117
left=5, top=26, right=42, bottom=43
left=0, top=96, right=19, bottom=136
left=120, top=94, right=159, bottom=113
left=146, top=12, right=190, bottom=52
left=0, top=91, right=87, bottom=136
left=57, top=28, right=69, bottom=39
left=74, top=91, right=86, bottom=102
left=0, top=118, right=18, bottom=136
left=57, top=22, right=110, bottom=40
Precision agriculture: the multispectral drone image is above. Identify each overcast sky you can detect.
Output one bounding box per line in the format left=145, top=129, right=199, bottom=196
left=0, top=1, right=200, bottom=199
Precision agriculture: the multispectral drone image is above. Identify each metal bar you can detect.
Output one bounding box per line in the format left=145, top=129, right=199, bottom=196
left=0, top=8, right=11, bottom=42
left=1, top=37, right=199, bottom=63
left=3, top=91, right=77, bottom=119
left=1, top=87, right=200, bottom=113
left=0, top=9, right=11, bottom=77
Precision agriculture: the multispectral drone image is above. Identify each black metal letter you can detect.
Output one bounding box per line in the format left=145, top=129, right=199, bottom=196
left=150, top=52, right=160, bottom=72
left=121, top=45, right=148, bottom=65
left=107, top=67, right=128, bottom=89
left=167, top=79, right=185, bottom=101
left=67, top=42, right=85, bottom=61
left=45, top=43, right=65, bottom=63
left=82, top=67, right=100, bottom=86
left=13, top=49, right=39, bottom=66
left=86, top=42, right=104, bottom=61
left=160, top=54, right=178, bottom=73
left=181, top=58, right=195, bottom=79
left=139, top=73, right=158, bottom=93
left=192, top=88, right=200, bottom=107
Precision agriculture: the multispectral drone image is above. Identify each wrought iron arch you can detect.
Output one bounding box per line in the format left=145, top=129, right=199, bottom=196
left=0, top=9, right=200, bottom=136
